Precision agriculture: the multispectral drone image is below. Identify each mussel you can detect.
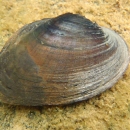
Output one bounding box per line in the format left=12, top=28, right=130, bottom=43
left=0, top=13, right=129, bottom=106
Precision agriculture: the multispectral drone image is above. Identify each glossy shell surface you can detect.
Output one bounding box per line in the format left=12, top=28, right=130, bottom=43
left=0, top=13, right=129, bottom=106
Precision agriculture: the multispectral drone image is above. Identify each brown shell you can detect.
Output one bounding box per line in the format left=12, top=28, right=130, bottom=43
left=0, top=13, right=129, bottom=106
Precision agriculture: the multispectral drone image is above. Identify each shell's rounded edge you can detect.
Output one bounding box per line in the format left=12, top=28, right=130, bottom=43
left=55, top=27, right=130, bottom=106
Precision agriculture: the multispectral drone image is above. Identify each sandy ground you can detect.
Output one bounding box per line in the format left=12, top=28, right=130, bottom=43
left=0, top=0, right=130, bottom=129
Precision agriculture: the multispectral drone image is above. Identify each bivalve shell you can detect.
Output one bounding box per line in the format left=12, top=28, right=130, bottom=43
left=0, top=13, right=129, bottom=106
